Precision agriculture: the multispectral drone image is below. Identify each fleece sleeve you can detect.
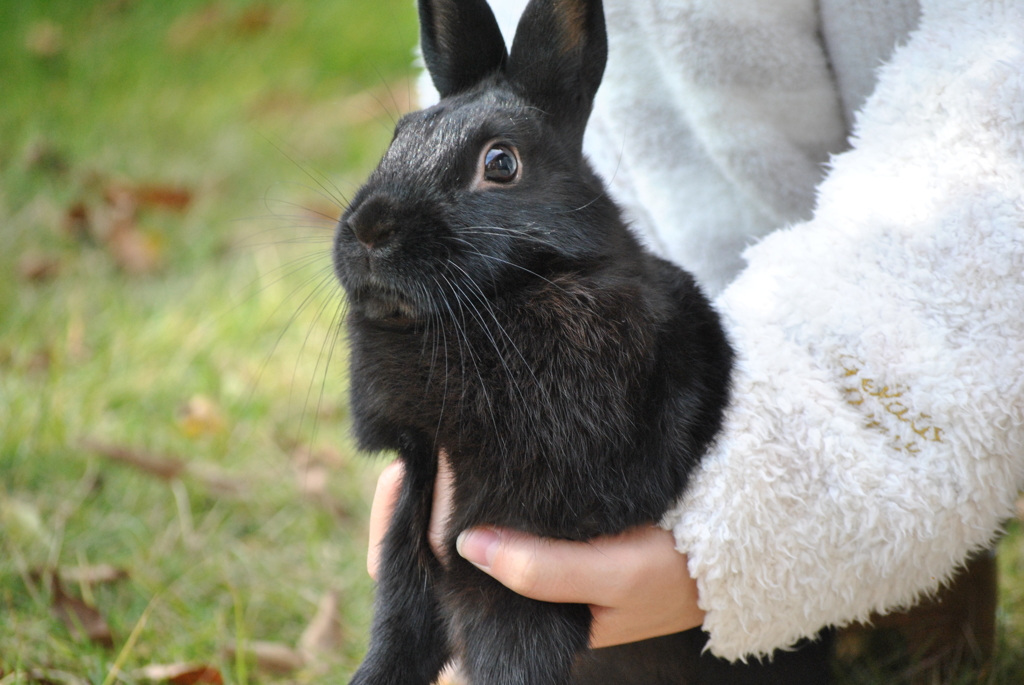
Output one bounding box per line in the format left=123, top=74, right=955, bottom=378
left=661, top=0, right=1024, bottom=661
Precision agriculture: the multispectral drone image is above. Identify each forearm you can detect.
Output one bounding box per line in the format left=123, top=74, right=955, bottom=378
left=666, top=0, right=1024, bottom=660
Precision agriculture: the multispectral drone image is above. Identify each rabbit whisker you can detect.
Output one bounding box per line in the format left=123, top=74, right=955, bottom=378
left=446, top=260, right=544, bottom=394
left=417, top=280, right=445, bottom=408
left=243, top=265, right=342, bottom=440
left=302, top=290, right=348, bottom=449
left=434, top=274, right=471, bottom=409
left=444, top=266, right=529, bottom=408
left=371, top=63, right=406, bottom=124
left=439, top=271, right=506, bottom=457
left=428, top=276, right=451, bottom=447
left=558, top=190, right=606, bottom=214
left=258, top=135, right=349, bottom=209
left=459, top=223, right=543, bottom=234
left=232, top=212, right=335, bottom=229
left=265, top=198, right=341, bottom=224
left=458, top=224, right=554, bottom=242
left=461, top=250, right=571, bottom=294
left=230, top=253, right=335, bottom=328
left=452, top=230, right=553, bottom=248
left=244, top=236, right=335, bottom=250
left=294, top=269, right=351, bottom=438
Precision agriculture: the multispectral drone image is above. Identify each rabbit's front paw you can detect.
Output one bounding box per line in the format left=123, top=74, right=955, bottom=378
left=349, top=662, right=421, bottom=685
left=349, top=641, right=446, bottom=685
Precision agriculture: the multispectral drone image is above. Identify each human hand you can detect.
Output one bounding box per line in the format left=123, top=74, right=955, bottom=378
left=366, top=456, right=705, bottom=648
left=366, top=457, right=455, bottom=577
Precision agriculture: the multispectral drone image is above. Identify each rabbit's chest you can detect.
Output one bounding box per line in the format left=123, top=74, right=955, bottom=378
left=350, top=303, right=669, bottom=536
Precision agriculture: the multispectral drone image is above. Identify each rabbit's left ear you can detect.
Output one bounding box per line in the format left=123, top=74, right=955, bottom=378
left=507, top=0, right=607, bottom=146
left=419, top=0, right=509, bottom=98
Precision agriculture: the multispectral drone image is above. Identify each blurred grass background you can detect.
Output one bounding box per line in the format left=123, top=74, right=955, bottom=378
left=1, top=0, right=417, bottom=680
left=0, top=0, right=1021, bottom=683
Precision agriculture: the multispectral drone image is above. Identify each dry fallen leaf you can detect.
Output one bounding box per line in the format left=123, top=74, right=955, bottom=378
left=137, top=663, right=223, bottom=685
left=290, top=447, right=352, bottom=518
left=103, top=182, right=139, bottom=215
left=60, top=563, right=128, bottom=585
left=186, top=462, right=247, bottom=496
left=101, top=0, right=135, bottom=15
left=50, top=576, right=113, bottom=648
left=81, top=439, right=247, bottom=495
left=100, top=180, right=195, bottom=213
left=26, top=349, right=52, bottom=373
left=18, top=251, right=61, bottom=282
left=106, top=224, right=163, bottom=275
left=91, top=183, right=165, bottom=274
left=166, top=4, right=224, bottom=50
left=2, top=669, right=90, bottom=685
left=291, top=451, right=329, bottom=497
left=293, top=444, right=347, bottom=470
left=245, top=90, right=305, bottom=119
left=25, top=21, right=64, bottom=57
left=82, top=439, right=186, bottom=480
left=177, top=395, right=227, bottom=438
left=89, top=189, right=134, bottom=244
left=0, top=498, right=51, bottom=547
left=236, top=4, right=273, bottom=34
left=133, top=185, right=194, bottom=212
left=63, top=201, right=91, bottom=240
left=224, top=641, right=305, bottom=675
left=23, top=139, right=68, bottom=174
left=66, top=313, right=88, bottom=361
left=298, top=589, right=343, bottom=661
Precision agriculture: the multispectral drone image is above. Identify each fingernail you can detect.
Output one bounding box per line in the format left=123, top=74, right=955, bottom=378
left=456, top=528, right=500, bottom=569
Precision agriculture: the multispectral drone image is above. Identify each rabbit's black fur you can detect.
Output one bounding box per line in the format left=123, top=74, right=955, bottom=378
left=332, top=0, right=832, bottom=683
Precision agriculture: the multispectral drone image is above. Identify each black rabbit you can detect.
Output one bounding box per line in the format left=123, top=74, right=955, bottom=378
left=331, top=0, right=832, bottom=682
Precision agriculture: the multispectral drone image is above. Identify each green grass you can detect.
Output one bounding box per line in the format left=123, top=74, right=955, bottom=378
left=1, top=0, right=415, bottom=680
left=0, top=0, right=1021, bottom=683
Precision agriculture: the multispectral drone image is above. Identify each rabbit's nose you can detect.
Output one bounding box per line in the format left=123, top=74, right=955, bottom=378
left=348, top=197, right=396, bottom=249
left=348, top=216, right=395, bottom=250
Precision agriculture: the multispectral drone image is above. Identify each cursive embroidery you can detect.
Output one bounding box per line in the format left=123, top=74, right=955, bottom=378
left=838, top=355, right=943, bottom=453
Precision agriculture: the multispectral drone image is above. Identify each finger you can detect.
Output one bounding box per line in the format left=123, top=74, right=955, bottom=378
left=589, top=591, right=703, bottom=649
left=428, top=450, right=455, bottom=561
left=456, top=525, right=678, bottom=605
left=367, top=460, right=405, bottom=580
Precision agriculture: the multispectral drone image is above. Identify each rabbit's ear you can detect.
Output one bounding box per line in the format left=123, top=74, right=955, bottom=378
left=419, top=0, right=509, bottom=98
left=507, top=0, right=606, bottom=144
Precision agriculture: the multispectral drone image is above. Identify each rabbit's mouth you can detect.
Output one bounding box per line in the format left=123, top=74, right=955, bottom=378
left=352, top=285, right=423, bottom=324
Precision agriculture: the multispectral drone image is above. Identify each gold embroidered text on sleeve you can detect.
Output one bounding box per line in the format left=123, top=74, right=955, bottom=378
left=837, top=356, right=943, bottom=454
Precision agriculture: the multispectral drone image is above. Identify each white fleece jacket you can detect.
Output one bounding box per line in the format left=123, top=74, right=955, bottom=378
left=420, top=0, right=1024, bottom=661
left=664, top=0, right=1024, bottom=659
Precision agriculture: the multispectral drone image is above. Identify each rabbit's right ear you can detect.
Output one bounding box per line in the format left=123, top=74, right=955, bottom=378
left=506, top=0, right=606, bottom=146
left=419, top=0, right=509, bottom=98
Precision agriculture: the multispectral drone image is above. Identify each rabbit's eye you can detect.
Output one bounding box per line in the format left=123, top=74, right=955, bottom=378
left=483, top=145, right=519, bottom=183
